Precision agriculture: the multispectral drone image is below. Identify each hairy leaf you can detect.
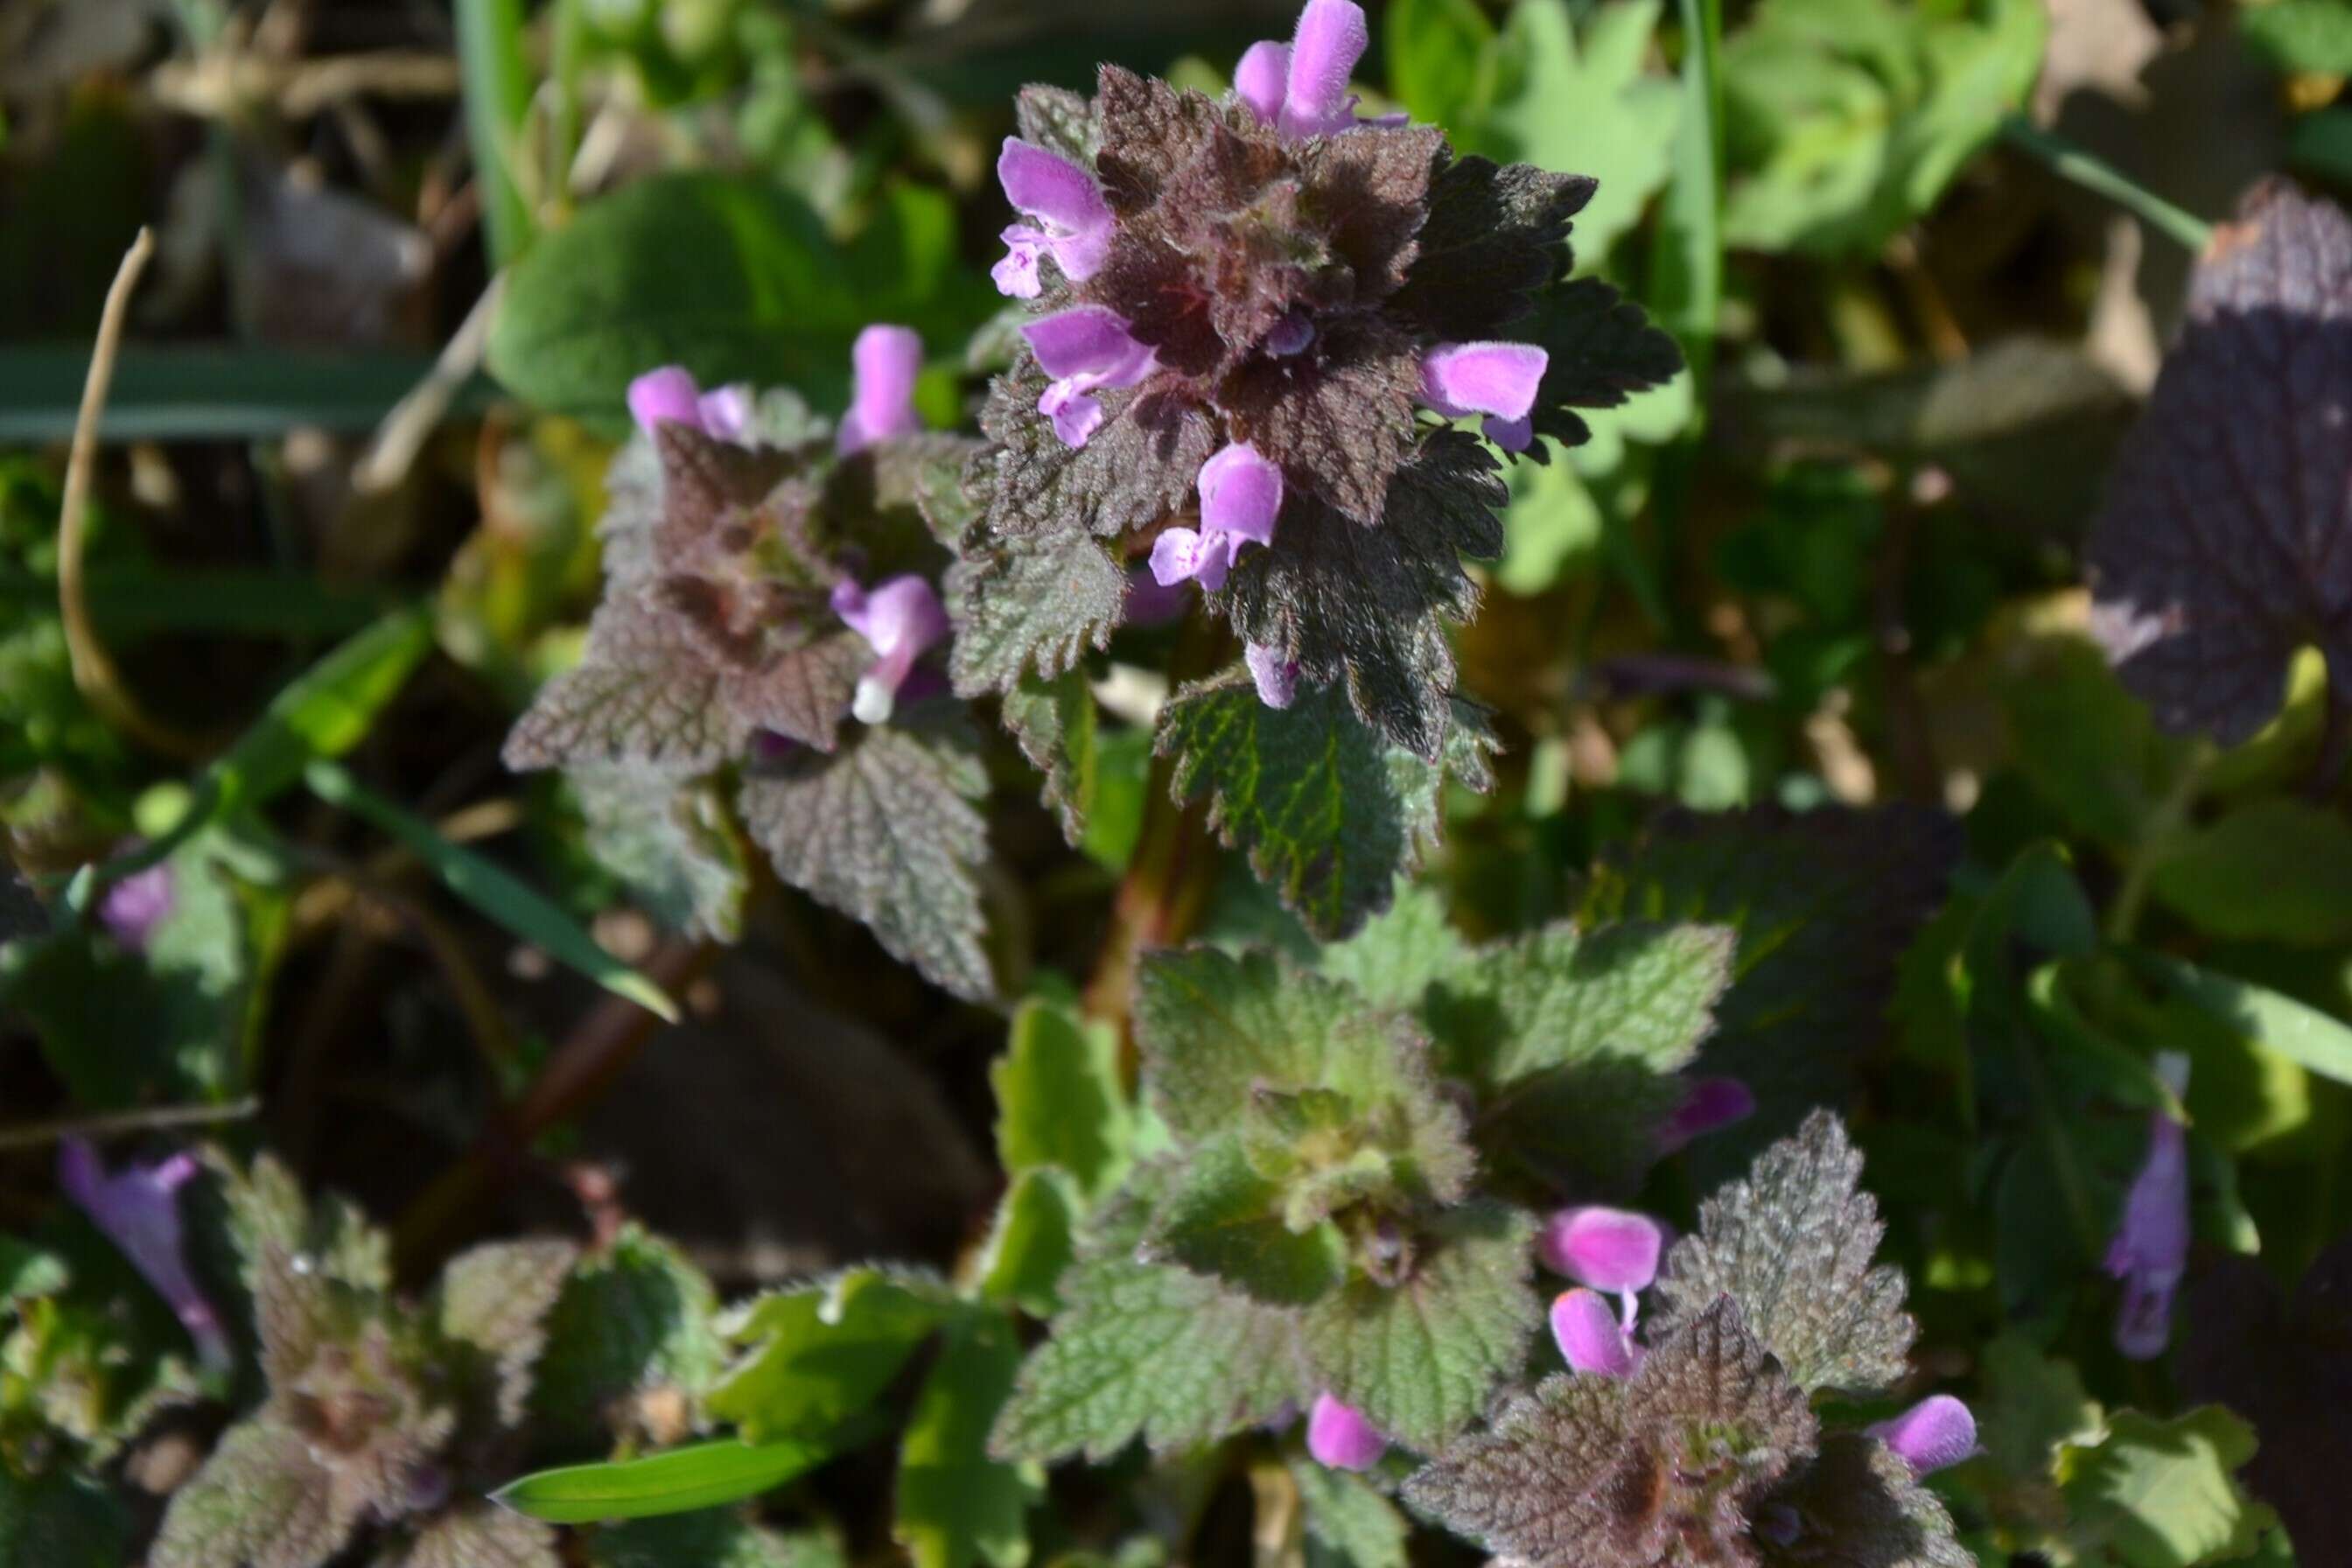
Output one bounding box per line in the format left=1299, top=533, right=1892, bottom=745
left=2057, top=1409, right=2274, bottom=1568
left=1654, top=1111, right=1916, bottom=1398
left=388, top=1506, right=558, bottom=1568
left=437, top=1238, right=578, bottom=1428
left=501, top=592, right=758, bottom=774
left=531, top=1225, right=725, bottom=1448
left=1584, top=804, right=1960, bottom=1169
left=895, top=1312, right=1040, bottom=1568
left=1429, top=921, right=1732, bottom=1087
left=1291, top=1459, right=1410, bottom=1568
left=944, top=518, right=1126, bottom=696
left=1001, top=667, right=1099, bottom=846
left=1157, top=675, right=1489, bottom=939
left=150, top=1421, right=362, bottom=1568
left=978, top=361, right=1214, bottom=541
left=738, top=708, right=994, bottom=1000
left=1390, top=155, right=1595, bottom=340
left=2088, top=181, right=2352, bottom=742
left=1523, top=277, right=1687, bottom=453
left=1402, top=1371, right=1639, bottom=1565
left=989, top=1256, right=1304, bottom=1461
left=711, top=1268, right=955, bottom=1443
left=977, top=1167, right=1082, bottom=1319
left=1224, top=430, right=1503, bottom=760
left=992, top=997, right=1130, bottom=1197
left=1755, top=1434, right=1973, bottom=1568
left=1222, top=319, right=1423, bottom=528
left=1315, top=879, right=1473, bottom=1012
left=571, top=766, right=752, bottom=942
left=1299, top=1204, right=1541, bottom=1450
left=1016, top=84, right=1098, bottom=163
left=1142, top=1134, right=1350, bottom=1306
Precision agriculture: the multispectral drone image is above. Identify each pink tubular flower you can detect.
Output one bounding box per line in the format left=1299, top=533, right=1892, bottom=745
left=1235, top=38, right=1292, bottom=125
left=1306, top=1392, right=1386, bottom=1470
left=1551, top=1288, right=1642, bottom=1379
left=832, top=575, right=949, bottom=726
left=1021, top=306, right=1158, bottom=449
left=2107, top=1052, right=2193, bottom=1361
left=992, top=139, right=1116, bottom=298
left=626, top=366, right=751, bottom=440
left=1149, top=442, right=1283, bottom=592
left=1538, top=1206, right=1666, bottom=1328
left=1868, top=1395, right=1978, bottom=1477
left=1656, top=1076, right=1757, bottom=1154
left=1246, top=641, right=1300, bottom=709
left=58, top=1140, right=229, bottom=1375
left=837, top=325, right=925, bottom=454
left=99, top=863, right=175, bottom=953
left=1419, top=340, right=1550, bottom=452
left=1278, top=0, right=1370, bottom=140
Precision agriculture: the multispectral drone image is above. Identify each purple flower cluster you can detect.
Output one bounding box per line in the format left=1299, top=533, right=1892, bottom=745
left=979, top=0, right=1591, bottom=724
left=620, top=329, right=948, bottom=729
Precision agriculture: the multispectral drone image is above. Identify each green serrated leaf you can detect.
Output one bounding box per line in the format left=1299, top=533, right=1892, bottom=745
left=1654, top=1110, right=1915, bottom=1397
left=989, top=1256, right=1304, bottom=1462
left=1431, top=920, right=1732, bottom=1087
left=1144, top=1135, right=1349, bottom=1306
left=2059, top=1408, right=2275, bottom=1568
left=897, top=1311, right=1040, bottom=1568
left=1300, top=1204, right=1541, bottom=1450
left=992, top=997, right=1129, bottom=1198
left=150, top=1419, right=359, bottom=1568
left=437, top=1237, right=578, bottom=1428
left=530, top=1225, right=725, bottom=1447
left=978, top=1167, right=1082, bottom=1318
left=1002, top=667, right=1099, bottom=848
left=1314, top=880, right=1472, bottom=1012
left=711, top=1269, right=955, bottom=1443
left=738, top=707, right=995, bottom=1001
left=494, top=1436, right=832, bottom=1524
left=1290, top=1459, right=1410, bottom=1568
left=945, top=521, right=1126, bottom=697
left=1157, top=676, right=1488, bottom=940
left=571, top=766, right=752, bottom=942
left=588, top=1516, right=847, bottom=1568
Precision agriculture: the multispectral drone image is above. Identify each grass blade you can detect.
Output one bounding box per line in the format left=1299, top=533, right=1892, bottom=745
left=301, top=758, right=679, bottom=1024
left=492, top=1436, right=830, bottom=1523
left=455, top=0, right=536, bottom=269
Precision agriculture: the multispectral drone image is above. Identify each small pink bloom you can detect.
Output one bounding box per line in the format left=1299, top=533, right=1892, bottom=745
left=838, top=325, right=925, bottom=454
left=1868, top=1395, right=1978, bottom=1476
left=1538, top=1206, right=1666, bottom=1297
left=993, top=139, right=1114, bottom=296
left=99, top=863, right=174, bottom=952
left=1306, top=1392, right=1386, bottom=1470
left=627, top=366, right=705, bottom=433
left=1419, top=341, right=1550, bottom=452
left=58, top=1140, right=229, bottom=1374
left=1235, top=39, right=1292, bottom=125
left=2107, top=1052, right=2193, bottom=1361
left=832, top=575, right=949, bottom=726
left=1279, top=0, right=1371, bottom=140
left=1021, top=306, right=1158, bottom=449
left=1551, top=1288, right=1641, bottom=1379
left=1246, top=642, right=1300, bottom=709
left=698, top=384, right=752, bottom=441
left=1149, top=444, right=1283, bottom=592
left=1656, top=1076, right=1756, bottom=1153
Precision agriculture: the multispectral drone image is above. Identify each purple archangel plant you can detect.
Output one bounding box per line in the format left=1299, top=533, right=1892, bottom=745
left=501, top=332, right=998, bottom=998
left=2106, top=1051, right=2193, bottom=1361
left=946, top=0, right=1681, bottom=936
left=57, top=1138, right=229, bottom=1375
left=1405, top=1114, right=1975, bottom=1568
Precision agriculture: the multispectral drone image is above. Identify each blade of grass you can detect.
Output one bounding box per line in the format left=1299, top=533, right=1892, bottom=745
left=301, top=758, right=680, bottom=1023
left=456, top=0, right=536, bottom=269
left=1999, top=114, right=2214, bottom=254
left=493, top=1435, right=831, bottom=1523
left=61, top=605, right=438, bottom=911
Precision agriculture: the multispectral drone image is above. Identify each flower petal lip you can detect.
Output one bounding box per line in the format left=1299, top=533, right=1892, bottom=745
left=1149, top=528, right=1207, bottom=589
left=1657, top=1075, right=1757, bottom=1152
left=1536, top=1205, right=1666, bottom=1295
left=838, top=324, right=925, bottom=454
left=1022, top=306, right=1154, bottom=382
left=1246, top=641, right=1300, bottom=708
left=2106, top=1050, right=2192, bottom=1361
left=1420, top=340, right=1550, bottom=423
left=57, top=1139, right=231, bottom=1374
left=998, top=137, right=1113, bottom=239
left=1867, top=1395, right=1979, bottom=1477
left=833, top=574, right=949, bottom=725
left=1197, top=442, right=1284, bottom=549
left=1279, top=0, right=1371, bottom=139
left=1235, top=39, right=1292, bottom=125
left=626, top=366, right=705, bottom=434
left=1550, top=1288, right=1640, bottom=1379
left=1306, top=1392, right=1387, bottom=1470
